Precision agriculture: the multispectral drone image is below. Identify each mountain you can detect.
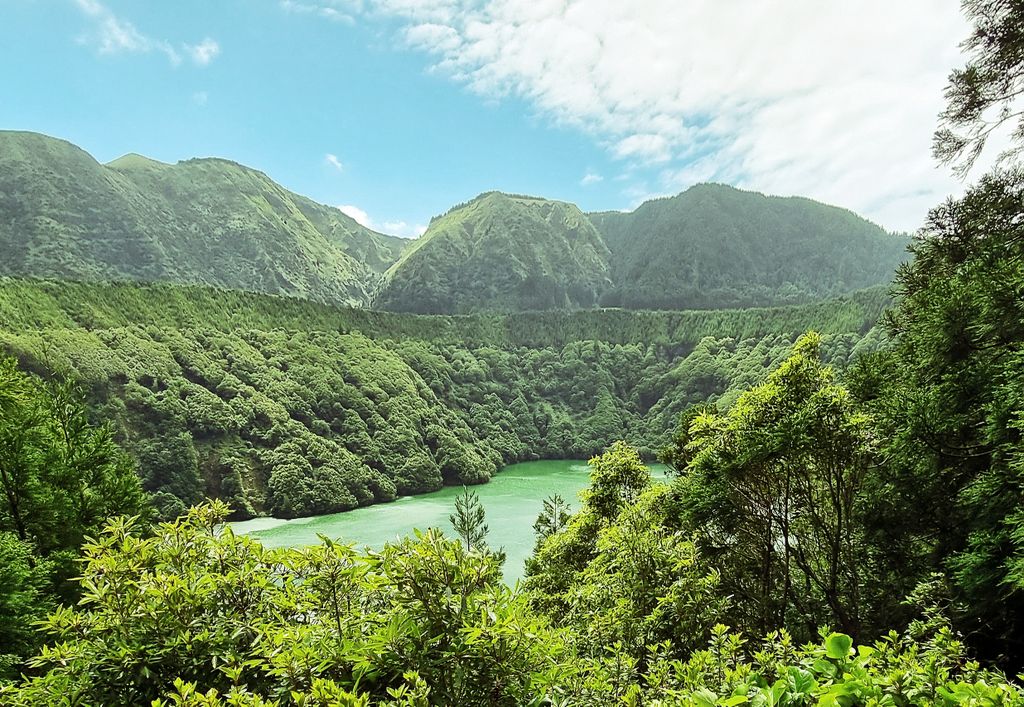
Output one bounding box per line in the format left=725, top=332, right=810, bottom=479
left=374, top=192, right=613, bottom=314
left=0, top=132, right=906, bottom=314
left=589, top=184, right=908, bottom=310
left=0, top=131, right=406, bottom=306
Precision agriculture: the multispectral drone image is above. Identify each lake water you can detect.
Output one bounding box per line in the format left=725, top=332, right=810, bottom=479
left=231, top=458, right=666, bottom=583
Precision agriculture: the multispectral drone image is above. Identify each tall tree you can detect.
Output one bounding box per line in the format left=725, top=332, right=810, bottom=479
left=935, top=0, right=1024, bottom=174
left=678, top=333, right=873, bottom=639
left=532, top=494, right=571, bottom=547
left=449, top=487, right=489, bottom=551
left=0, top=355, right=148, bottom=671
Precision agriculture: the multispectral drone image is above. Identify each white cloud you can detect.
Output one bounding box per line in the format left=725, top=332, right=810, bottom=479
left=383, top=220, right=429, bottom=238
left=347, top=0, right=972, bottom=231
left=338, top=205, right=426, bottom=238
left=71, top=0, right=217, bottom=68
left=192, top=91, right=209, bottom=106
left=338, top=204, right=372, bottom=226
left=280, top=0, right=358, bottom=23
left=580, top=172, right=603, bottom=186
left=325, top=153, right=345, bottom=171
left=187, top=38, right=220, bottom=66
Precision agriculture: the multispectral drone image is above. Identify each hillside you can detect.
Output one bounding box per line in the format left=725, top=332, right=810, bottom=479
left=0, top=133, right=905, bottom=315
left=0, top=131, right=406, bottom=306
left=589, top=183, right=909, bottom=309
left=374, top=192, right=613, bottom=313
left=0, top=277, right=888, bottom=520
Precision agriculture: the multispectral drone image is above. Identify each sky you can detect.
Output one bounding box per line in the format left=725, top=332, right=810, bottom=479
left=1, top=0, right=974, bottom=236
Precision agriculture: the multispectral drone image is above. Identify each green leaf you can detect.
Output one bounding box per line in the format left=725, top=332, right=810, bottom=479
left=825, top=632, right=853, bottom=660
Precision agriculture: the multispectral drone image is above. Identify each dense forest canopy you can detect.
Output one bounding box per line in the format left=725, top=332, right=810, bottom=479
left=0, top=279, right=887, bottom=520
left=6, top=0, right=1024, bottom=703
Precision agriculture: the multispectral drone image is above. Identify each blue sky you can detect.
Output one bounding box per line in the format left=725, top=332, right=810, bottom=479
left=2, top=1, right=971, bottom=235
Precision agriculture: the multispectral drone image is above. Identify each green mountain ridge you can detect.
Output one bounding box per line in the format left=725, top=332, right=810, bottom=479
left=588, top=183, right=909, bottom=309
left=374, top=191, right=614, bottom=313
left=0, top=130, right=406, bottom=306
left=1, top=131, right=907, bottom=315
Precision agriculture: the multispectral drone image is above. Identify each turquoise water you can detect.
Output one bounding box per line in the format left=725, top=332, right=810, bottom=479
left=231, top=459, right=666, bottom=583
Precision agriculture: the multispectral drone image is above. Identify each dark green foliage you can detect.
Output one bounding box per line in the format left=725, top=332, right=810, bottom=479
left=0, top=354, right=147, bottom=674
left=449, top=487, right=488, bottom=550
left=934, top=0, right=1024, bottom=174
left=0, top=532, right=49, bottom=677
left=590, top=184, right=908, bottom=310
left=0, top=131, right=406, bottom=307
left=852, top=169, right=1024, bottom=665
left=0, top=279, right=885, bottom=519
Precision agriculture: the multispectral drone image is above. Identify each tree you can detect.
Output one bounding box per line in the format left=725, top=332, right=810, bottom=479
left=449, top=487, right=489, bottom=551
left=934, top=0, right=1024, bottom=175
left=679, top=333, right=873, bottom=639
left=582, top=441, right=651, bottom=520
left=856, top=170, right=1024, bottom=665
left=0, top=355, right=148, bottom=670
left=532, top=494, right=571, bottom=547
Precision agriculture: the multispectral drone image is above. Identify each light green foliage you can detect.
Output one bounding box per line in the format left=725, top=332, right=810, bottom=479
left=590, top=184, right=908, bottom=310
left=527, top=445, right=726, bottom=664
left=0, top=503, right=569, bottom=706
left=5, top=502, right=1015, bottom=706
left=0, top=131, right=406, bottom=307
left=674, top=333, right=874, bottom=639
left=582, top=441, right=651, bottom=520
left=563, top=486, right=728, bottom=662
left=632, top=624, right=1022, bottom=707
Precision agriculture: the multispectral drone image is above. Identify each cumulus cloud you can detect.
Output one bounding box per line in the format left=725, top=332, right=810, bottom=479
left=580, top=172, right=603, bottom=186
left=347, top=0, right=970, bottom=231
left=338, top=205, right=425, bottom=238
left=72, top=0, right=219, bottom=67
left=325, top=153, right=345, bottom=171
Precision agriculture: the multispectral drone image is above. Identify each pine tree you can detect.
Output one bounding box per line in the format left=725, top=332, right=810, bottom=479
left=533, top=494, right=571, bottom=546
left=449, top=487, right=488, bottom=551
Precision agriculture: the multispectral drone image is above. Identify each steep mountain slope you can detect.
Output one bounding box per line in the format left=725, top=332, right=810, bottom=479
left=374, top=192, right=613, bottom=313
left=0, top=278, right=888, bottom=519
left=589, top=183, right=908, bottom=310
left=0, top=131, right=405, bottom=305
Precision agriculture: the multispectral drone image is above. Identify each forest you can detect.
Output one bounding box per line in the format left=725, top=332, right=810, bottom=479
left=0, top=279, right=886, bottom=519
left=2, top=0, right=1024, bottom=704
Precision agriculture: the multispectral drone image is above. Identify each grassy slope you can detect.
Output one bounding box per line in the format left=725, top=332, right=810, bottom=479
left=375, top=192, right=613, bottom=313
left=589, top=183, right=909, bottom=310
left=0, top=131, right=406, bottom=306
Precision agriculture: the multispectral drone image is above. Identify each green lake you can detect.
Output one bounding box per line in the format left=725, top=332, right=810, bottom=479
left=231, top=458, right=666, bottom=583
